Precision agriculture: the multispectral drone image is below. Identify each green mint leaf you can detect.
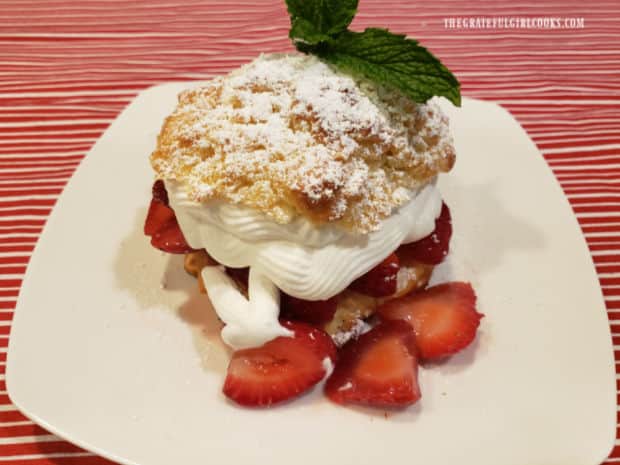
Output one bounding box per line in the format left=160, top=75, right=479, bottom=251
left=286, top=0, right=358, bottom=45
left=289, top=18, right=331, bottom=46
left=319, top=28, right=461, bottom=106
left=315, top=28, right=461, bottom=106
left=283, top=1, right=461, bottom=106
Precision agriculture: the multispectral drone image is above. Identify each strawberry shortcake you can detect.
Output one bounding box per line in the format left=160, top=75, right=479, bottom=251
left=144, top=53, right=482, bottom=409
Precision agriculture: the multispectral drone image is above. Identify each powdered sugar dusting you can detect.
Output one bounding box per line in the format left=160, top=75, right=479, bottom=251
left=332, top=319, right=372, bottom=347
left=151, top=53, right=455, bottom=233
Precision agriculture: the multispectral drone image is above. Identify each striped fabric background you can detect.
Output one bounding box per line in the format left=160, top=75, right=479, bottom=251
left=0, top=0, right=618, bottom=463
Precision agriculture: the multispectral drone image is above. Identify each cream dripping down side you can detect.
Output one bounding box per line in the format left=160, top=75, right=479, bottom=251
left=166, top=180, right=442, bottom=350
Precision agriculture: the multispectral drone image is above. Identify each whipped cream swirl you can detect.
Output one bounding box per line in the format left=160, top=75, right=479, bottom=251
left=166, top=180, right=442, bottom=349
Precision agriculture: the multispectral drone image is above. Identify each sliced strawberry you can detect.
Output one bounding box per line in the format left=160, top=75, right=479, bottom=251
left=144, top=180, right=195, bottom=254
left=398, top=202, right=452, bottom=265
left=349, top=253, right=400, bottom=297
left=378, top=282, right=483, bottom=360
left=150, top=217, right=195, bottom=254
left=223, top=320, right=333, bottom=407
left=280, top=293, right=338, bottom=326
left=281, top=320, right=337, bottom=363
left=144, top=198, right=175, bottom=236
left=152, top=179, right=169, bottom=205
left=324, top=320, right=420, bottom=408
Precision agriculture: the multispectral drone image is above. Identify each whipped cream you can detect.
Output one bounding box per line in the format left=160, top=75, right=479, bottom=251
left=167, top=180, right=442, bottom=349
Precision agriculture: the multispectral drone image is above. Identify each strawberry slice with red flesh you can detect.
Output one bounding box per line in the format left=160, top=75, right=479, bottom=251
left=280, top=293, right=338, bottom=326
left=398, top=202, right=452, bottom=265
left=144, top=181, right=195, bottom=254
left=144, top=198, right=175, bottom=236
left=152, top=179, right=169, bottom=205
left=223, top=320, right=336, bottom=407
left=150, top=217, right=196, bottom=254
left=324, top=320, right=420, bottom=408
left=378, top=282, right=482, bottom=361
left=349, top=253, right=400, bottom=297
left=281, top=320, right=337, bottom=363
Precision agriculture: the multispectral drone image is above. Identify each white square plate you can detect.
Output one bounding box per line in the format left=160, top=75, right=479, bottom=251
left=7, top=84, right=616, bottom=465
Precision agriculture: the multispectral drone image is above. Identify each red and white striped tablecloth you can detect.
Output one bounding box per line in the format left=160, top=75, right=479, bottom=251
left=0, top=1, right=618, bottom=463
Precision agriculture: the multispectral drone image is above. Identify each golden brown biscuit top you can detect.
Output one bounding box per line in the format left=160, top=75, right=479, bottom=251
left=150, top=53, right=455, bottom=233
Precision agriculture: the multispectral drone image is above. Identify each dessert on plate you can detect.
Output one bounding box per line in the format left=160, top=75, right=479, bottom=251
left=144, top=0, right=483, bottom=408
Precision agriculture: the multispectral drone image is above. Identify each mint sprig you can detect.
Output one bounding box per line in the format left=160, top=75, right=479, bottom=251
left=287, top=0, right=358, bottom=44
left=285, top=0, right=461, bottom=107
